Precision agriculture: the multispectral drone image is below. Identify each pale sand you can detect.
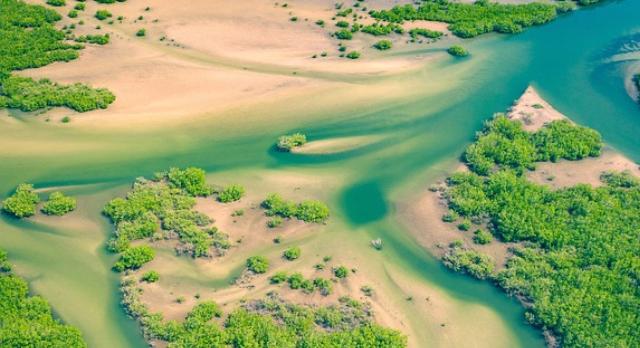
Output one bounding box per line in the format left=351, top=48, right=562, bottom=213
left=18, top=0, right=439, bottom=128
left=291, top=135, right=383, bottom=155
left=507, top=86, right=565, bottom=131
left=527, top=149, right=640, bottom=189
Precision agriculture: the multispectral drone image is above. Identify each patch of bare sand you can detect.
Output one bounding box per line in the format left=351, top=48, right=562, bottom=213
left=292, top=135, right=382, bottom=155
left=19, top=0, right=437, bottom=127
left=161, top=0, right=429, bottom=74
left=528, top=149, right=640, bottom=189
left=507, top=86, right=565, bottom=131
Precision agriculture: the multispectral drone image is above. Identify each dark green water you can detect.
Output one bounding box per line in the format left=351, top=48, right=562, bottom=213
left=1, top=1, right=639, bottom=347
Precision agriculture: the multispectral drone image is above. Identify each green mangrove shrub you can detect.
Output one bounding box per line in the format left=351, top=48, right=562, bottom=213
left=41, top=191, right=76, bottom=216
left=277, top=133, right=307, bottom=151
left=0, top=249, right=87, bottom=347
left=217, top=184, right=245, bottom=203
left=1, top=183, right=39, bottom=218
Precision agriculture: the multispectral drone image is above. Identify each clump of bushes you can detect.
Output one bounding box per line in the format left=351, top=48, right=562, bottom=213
left=0, top=0, right=116, bottom=113
left=136, top=28, right=146, bottom=37
left=1, top=183, right=39, bottom=218
left=141, top=270, right=159, bottom=283
left=409, top=28, right=443, bottom=40
left=46, top=0, right=65, bottom=6
left=346, top=51, right=361, bottom=59
left=442, top=246, right=494, bottom=280
left=113, top=246, right=155, bottom=272
left=103, top=167, right=229, bottom=258
left=166, top=167, right=212, bottom=196
left=119, top=285, right=407, bottom=346
left=262, top=193, right=330, bottom=223
left=333, top=265, right=349, bottom=278
left=41, top=191, right=76, bottom=216
left=447, top=45, right=469, bottom=57
left=270, top=271, right=333, bottom=296
left=464, top=114, right=602, bottom=175
left=283, top=246, right=301, bottom=260
left=0, top=75, right=116, bottom=112
left=217, top=184, right=245, bottom=203
left=75, top=34, right=110, bottom=45
left=277, top=133, right=307, bottom=151
left=373, top=39, right=392, bottom=50
left=246, top=256, right=269, bottom=274
left=472, top=229, right=492, bottom=245
left=361, top=23, right=403, bottom=36
left=369, top=1, right=558, bottom=38
left=95, top=10, right=112, bottom=20
left=334, top=29, right=353, bottom=40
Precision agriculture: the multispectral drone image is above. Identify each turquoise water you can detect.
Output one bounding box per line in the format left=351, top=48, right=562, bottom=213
left=1, top=1, right=639, bottom=347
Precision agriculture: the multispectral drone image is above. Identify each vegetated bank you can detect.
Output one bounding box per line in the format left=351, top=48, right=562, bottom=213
left=369, top=0, right=604, bottom=39
left=0, top=0, right=115, bottom=113
left=308, top=0, right=605, bottom=59
left=435, top=111, right=639, bottom=347
left=0, top=248, right=87, bottom=347
left=104, top=167, right=405, bottom=347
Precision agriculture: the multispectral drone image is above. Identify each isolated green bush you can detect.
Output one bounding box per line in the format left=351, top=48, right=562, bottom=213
left=218, top=184, right=245, bottom=203
left=1, top=183, right=40, bottom=218
left=246, top=256, right=269, bottom=274
left=113, top=246, right=155, bottom=272
left=373, top=39, right=392, bottom=50
left=447, top=45, right=469, bottom=57
left=277, top=133, right=307, bottom=151
left=41, top=191, right=76, bottom=216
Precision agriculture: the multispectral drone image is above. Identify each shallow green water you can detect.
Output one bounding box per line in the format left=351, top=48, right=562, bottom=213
left=1, top=1, right=639, bottom=347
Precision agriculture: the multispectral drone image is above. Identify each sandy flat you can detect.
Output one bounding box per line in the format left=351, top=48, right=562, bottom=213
left=528, top=149, right=640, bottom=189
left=18, top=0, right=443, bottom=128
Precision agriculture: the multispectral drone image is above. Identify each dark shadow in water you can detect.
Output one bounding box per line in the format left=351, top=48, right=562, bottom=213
left=341, top=181, right=389, bottom=225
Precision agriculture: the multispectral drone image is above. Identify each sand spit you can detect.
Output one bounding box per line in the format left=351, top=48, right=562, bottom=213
left=507, top=86, right=565, bottom=131
left=292, top=135, right=383, bottom=155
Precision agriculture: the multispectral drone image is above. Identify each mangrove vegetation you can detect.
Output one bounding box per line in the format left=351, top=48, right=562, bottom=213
left=0, top=0, right=115, bottom=112
left=441, top=115, right=639, bottom=347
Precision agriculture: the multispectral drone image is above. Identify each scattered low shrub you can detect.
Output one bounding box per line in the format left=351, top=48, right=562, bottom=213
left=113, top=246, right=155, bottom=272
left=141, top=270, right=159, bottom=283
left=41, top=191, right=76, bottom=216
left=277, top=133, right=307, bottom=151
left=95, top=10, right=112, bottom=20
left=246, top=256, right=269, bottom=274
left=373, top=39, right=392, bottom=50
left=218, top=184, right=245, bottom=203
left=333, top=266, right=349, bottom=278
left=442, top=247, right=494, bottom=280
left=1, top=183, right=40, bottom=218
left=283, top=246, right=301, bottom=260
left=447, top=45, right=469, bottom=57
